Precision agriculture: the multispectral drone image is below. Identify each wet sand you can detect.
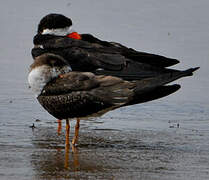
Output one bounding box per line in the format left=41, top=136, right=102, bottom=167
left=1, top=111, right=209, bottom=180
left=1, top=0, right=209, bottom=179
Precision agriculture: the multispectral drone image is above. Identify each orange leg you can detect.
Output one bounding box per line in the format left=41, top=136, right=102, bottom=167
left=65, top=119, right=70, bottom=145
left=72, top=118, right=80, bottom=145
left=72, top=145, right=79, bottom=170
left=57, top=119, right=62, bottom=135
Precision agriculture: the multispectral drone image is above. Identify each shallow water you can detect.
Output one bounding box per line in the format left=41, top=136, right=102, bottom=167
left=1, top=0, right=209, bottom=179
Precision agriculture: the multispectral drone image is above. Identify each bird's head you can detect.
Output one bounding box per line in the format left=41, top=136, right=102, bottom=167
left=28, top=53, right=72, bottom=96
left=37, top=13, right=73, bottom=36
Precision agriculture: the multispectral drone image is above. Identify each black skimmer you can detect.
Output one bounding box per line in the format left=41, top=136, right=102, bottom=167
left=32, top=13, right=183, bottom=80
left=28, top=53, right=198, bottom=145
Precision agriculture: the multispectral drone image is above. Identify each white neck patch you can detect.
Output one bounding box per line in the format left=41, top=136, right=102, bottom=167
left=41, top=26, right=75, bottom=36
left=28, top=65, right=72, bottom=97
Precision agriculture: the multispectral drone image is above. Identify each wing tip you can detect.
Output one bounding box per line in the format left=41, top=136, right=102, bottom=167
left=184, top=67, right=200, bottom=76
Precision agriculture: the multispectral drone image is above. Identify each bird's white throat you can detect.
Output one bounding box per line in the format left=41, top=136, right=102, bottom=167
left=28, top=65, right=71, bottom=97
left=41, top=26, right=75, bottom=36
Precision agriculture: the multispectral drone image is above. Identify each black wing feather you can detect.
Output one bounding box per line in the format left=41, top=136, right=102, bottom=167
left=32, top=34, right=183, bottom=81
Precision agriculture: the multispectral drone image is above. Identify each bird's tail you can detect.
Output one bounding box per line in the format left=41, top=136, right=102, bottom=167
left=127, top=84, right=181, bottom=105
left=134, top=67, right=199, bottom=95
left=124, top=67, right=199, bottom=106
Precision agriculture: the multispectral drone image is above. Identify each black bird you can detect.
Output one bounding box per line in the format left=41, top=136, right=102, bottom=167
left=32, top=13, right=184, bottom=82
left=28, top=53, right=198, bottom=145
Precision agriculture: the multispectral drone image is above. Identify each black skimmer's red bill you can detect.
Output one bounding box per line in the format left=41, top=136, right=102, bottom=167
left=28, top=53, right=199, bottom=145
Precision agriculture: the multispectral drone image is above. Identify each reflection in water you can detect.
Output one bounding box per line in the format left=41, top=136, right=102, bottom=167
left=30, top=124, right=206, bottom=180
left=30, top=126, right=117, bottom=179
left=64, top=144, right=79, bottom=171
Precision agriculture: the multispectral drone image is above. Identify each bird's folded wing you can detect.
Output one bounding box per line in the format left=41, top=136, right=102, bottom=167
left=41, top=71, right=135, bottom=106
left=39, top=67, right=198, bottom=111
left=81, top=33, right=180, bottom=67
left=32, top=35, right=181, bottom=81
left=32, top=34, right=179, bottom=70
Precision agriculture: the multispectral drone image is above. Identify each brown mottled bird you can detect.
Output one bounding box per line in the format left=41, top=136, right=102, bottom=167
left=28, top=53, right=198, bottom=145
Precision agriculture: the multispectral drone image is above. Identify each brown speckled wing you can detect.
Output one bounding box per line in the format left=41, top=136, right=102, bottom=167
left=38, top=72, right=135, bottom=119
left=37, top=67, right=198, bottom=119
